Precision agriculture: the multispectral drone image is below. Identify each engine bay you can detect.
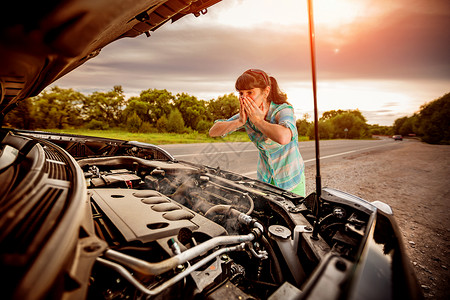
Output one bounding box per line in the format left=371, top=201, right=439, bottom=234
left=1, top=131, right=417, bottom=300
left=79, top=155, right=372, bottom=299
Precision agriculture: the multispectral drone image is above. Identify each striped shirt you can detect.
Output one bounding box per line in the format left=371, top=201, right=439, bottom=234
left=217, top=102, right=304, bottom=191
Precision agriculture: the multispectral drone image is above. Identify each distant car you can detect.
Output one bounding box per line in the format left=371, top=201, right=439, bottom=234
left=393, top=135, right=403, bottom=141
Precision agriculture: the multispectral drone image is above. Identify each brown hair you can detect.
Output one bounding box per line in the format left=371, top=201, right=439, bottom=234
left=235, top=69, right=289, bottom=104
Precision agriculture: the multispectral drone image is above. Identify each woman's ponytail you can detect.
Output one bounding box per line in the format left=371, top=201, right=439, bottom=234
left=268, top=76, right=289, bottom=104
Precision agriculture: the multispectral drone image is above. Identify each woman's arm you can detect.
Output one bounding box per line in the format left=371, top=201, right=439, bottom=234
left=252, top=119, right=292, bottom=145
left=209, top=118, right=245, bottom=137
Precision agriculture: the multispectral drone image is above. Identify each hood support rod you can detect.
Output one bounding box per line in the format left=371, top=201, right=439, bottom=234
left=307, top=0, right=322, bottom=240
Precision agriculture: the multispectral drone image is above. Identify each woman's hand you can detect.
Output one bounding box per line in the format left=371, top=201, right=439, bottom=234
left=242, top=96, right=266, bottom=125
left=238, top=96, right=248, bottom=125
left=241, top=96, right=292, bottom=144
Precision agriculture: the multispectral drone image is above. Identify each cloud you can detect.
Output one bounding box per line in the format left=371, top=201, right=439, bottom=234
left=52, top=0, right=449, bottom=126
left=59, top=1, right=450, bottom=86
left=361, top=110, right=401, bottom=126
left=316, top=2, right=450, bottom=80
left=54, top=23, right=313, bottom=97
left=381, top=102, right=399, bottom=108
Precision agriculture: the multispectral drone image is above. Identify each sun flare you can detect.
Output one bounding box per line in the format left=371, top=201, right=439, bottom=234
left=211, top=0, right=372, bottom=29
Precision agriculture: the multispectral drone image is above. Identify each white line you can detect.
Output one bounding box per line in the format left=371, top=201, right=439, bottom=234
left=303, top=150, right=357, bottom=163
left=242, top=142, right=392, bottom=176
left=305, top=142, right=391, bottom=163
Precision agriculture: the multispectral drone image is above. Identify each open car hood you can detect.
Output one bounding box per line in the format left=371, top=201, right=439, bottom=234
left=0, top=1, right=423, bottom=299
left=0, top=0, right=221, bottom=117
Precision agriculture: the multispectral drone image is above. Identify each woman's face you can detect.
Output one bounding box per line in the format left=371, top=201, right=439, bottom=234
left=238, top=87, right=268, bottom=107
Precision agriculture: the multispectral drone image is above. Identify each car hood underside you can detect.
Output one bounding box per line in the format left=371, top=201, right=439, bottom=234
left=0, top=0, right=221, bottom=118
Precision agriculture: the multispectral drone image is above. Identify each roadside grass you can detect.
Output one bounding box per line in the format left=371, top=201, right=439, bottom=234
left=44, top=128, right=252, bottom=144
left=41, top=128, right=310, bottom=144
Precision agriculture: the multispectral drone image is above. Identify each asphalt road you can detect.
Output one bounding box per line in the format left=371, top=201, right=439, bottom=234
left=159, top=137, right=406, bottom=179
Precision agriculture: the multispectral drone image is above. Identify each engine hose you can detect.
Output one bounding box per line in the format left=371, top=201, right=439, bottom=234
left=203, top=196, right=253, bottom=217
left=204, top=205, right=238, bottom=219
left=105, top=233, right=255, bottom=276
left=208, top=181, right=254, bottom=215
left=97, top=243, right=246, bottom=297
left=260, top=236, right=284, bottom=284
left=244, top=193, right=254, bottom=215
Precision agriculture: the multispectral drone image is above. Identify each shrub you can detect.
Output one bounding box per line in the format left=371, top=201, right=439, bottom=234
left=86, top=119, right=109, bottom=130
left=126, top=112, right=142, bottom=133
left=140, top=122, right=155, bottom=133
left=167, top=109, right=185, bottom=133
left=196, top=120, right=213, bottom=133
left=156, top=115, right=168, bottom=132
left=307, top=120, right=333, bottom=139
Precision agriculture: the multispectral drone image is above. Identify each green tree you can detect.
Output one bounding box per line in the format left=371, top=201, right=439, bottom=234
left=33, top=86, right=85, bottom=129
left=369, top=124, right=394, bottom=136
left=392, top=115, right=418, bottom=136
left=123, top=97, right=149, bottom=123
left=296, top=113, right=312, bottom=137
left=416, top=93, right=450, bottom=144
left=207, top=93, right=240, bottom=120
left=307, top=120, right=333, bottom=139
left=137, top=89, right=173, bottom=124
left=393, top=116, right=408, bottom=135
left=167, top=109, right=185, bottom=133
left=318, top=109, right=369, bottom=139
left=3, top=98, right=35, bottom=129
left=173, top=93, right=206, bottom=129
left=83, top=85, right=125, bottom=127
left=196, top=120, right=213, bottom=133
left=126, top=112, right=143, bottom=133
left=156, top=115, right=168, bottom=132
left=331, top=112, right=369, bottom=139
left=320, top=109, right=346, bottom=121
left=400, top=115, right=418, bottom=136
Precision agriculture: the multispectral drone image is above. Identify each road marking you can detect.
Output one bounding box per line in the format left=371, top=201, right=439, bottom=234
left=242, top=142, right=392, bottom=176
left=303, top=150, right=357, bottom=163
left=173, top=141, right=388, bottom=158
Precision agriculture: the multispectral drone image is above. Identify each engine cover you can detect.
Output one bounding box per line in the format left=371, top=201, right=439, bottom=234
left=90, top=189, right=227, bottom=243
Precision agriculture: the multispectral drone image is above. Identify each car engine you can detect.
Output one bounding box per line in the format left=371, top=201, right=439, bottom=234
left=2, top=131, right=416, bottom=300
left=77, top=154, right=370, bottom=299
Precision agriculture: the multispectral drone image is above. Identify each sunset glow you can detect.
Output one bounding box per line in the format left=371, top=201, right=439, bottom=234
left=212, top=0, right=371, bottom=29
left=53, top=0, right=450, bottom=126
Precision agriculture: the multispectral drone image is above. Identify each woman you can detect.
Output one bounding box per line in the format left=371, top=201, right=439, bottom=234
left=209, top=69, right=305, bottom=196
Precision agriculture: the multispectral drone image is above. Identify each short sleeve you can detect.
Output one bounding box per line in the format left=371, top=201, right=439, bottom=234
left=273, top=104, right=297, bottom=141
left=214, top=113, right=240, bottom=123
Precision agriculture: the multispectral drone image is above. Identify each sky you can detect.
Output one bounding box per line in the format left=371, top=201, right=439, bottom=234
left=52, top=0, right=450, bottom=126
